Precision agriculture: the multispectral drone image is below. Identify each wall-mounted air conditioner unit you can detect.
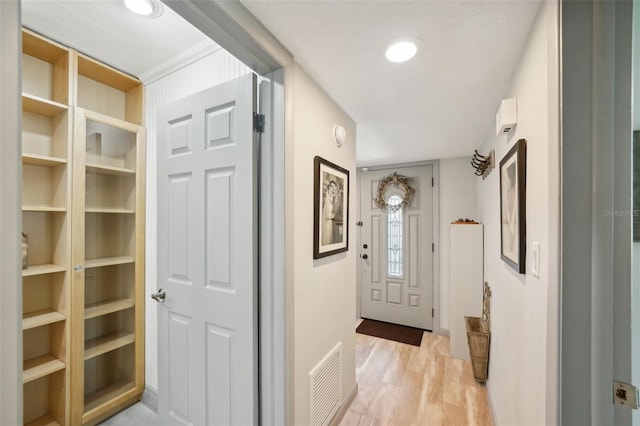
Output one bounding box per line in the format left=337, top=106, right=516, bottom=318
left=496, top=97, right=517, bottom=135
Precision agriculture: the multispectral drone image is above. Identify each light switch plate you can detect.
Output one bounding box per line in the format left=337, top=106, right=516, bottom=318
left=531, top=242, right=540, bottom=278
left=613, top=381, right=639, bottom=409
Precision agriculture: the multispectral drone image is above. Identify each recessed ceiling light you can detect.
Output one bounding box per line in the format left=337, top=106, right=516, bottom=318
left=385, top=40, right=418, bottom=63
left=124, top=0, right=156, bottom=16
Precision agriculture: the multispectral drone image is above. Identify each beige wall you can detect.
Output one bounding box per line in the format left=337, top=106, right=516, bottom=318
left=475, top=1, right=560, bottom=424
left=285, top=62, right=357, bottom=425
left=438, top=157, right=477, bottom=332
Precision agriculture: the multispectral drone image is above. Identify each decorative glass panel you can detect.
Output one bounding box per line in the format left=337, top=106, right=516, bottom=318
left=387, top=195, right=403, bottom=277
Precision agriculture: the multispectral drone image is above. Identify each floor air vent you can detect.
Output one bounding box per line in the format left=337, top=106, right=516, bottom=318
left=309, top=342, right=342, bottom=426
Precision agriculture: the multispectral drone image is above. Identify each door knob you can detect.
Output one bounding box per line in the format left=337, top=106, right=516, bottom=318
left=361, top=254, right=368, bottom=259
left=151, top=289, right=166, bottom=302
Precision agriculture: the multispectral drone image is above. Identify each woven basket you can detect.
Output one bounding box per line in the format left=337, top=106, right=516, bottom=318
left=465, top=282, right=491, bottom=383
left=465, top=316, right=490, bottom=383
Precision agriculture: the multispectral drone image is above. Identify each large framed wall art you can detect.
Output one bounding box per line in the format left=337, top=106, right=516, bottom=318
left=499, top=139, right=526, bottom=273
left=314, top=156, right=349, bottom=259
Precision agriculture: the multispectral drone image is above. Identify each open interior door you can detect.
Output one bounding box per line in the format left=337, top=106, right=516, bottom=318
left=155, top=73, right=258, bottom=425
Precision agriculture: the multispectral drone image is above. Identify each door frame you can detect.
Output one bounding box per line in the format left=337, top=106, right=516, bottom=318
left=356, top=160, right=442, bottom=334
left=161, top=2, right=290, bottom=425
left=257, top=70, right=286, bottom=425
left=561, top=1, right=634, bottom=424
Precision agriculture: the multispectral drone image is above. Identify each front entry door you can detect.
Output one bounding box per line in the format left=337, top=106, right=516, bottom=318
left=360, top=165, right=434, bottom=330
left=156, top=74, right=258, bottom=425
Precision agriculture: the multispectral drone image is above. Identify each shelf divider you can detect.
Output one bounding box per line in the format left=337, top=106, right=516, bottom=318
left=22, top=264, right=67, bottom=277
left=22, top=93, right=68, bottom=117
left=22, top=154, right=67, bottom=167
left=86, top=163, right=135, bottom=177
left=23, top=354, right=65, bottom=384
left=83, top=378, right=136, bottom=416
left=23, top=205, right=67, bottom=212
left=25, top=414, right=61, bottom=426
left=84, top=331, right=135, bottom=361
left=85, top=298, right=135, bottom=320
left=85, top=256, right=135, bottom=269
left=23, top=309, right=66, bottom=330
left=85, top=208, right=134, bottom=214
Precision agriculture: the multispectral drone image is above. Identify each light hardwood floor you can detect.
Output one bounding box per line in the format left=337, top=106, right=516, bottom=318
left=338, top=332, right=494, bottom=426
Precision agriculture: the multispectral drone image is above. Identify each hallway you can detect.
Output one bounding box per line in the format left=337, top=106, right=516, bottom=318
left=339, top=332, right=493, bottom=426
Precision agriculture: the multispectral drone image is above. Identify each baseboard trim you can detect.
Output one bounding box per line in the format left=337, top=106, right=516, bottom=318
left=435, top=327, right=450, bottom=337
left=142, top=386, right=159, bottom=413
left=329, top=382, right=358, bottom=426
left=486, top=381, right=498, bottom=425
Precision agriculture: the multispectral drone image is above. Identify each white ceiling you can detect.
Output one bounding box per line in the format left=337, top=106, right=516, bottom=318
left=22, top=0, right=542, bottom=167
left=241, top=0, right=542, bottom=166
left=21, top=0, right=209, bottom=77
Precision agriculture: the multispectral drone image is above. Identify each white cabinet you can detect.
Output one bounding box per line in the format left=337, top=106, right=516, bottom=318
left=449, top=224, right=483, bottom=360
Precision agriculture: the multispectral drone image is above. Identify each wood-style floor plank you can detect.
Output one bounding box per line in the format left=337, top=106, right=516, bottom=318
left=339, top=332, right=493, bottom=426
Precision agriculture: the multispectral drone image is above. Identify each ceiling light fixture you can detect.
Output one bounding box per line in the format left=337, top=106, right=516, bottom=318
left=124, top=0, right=155, bottom=16
left=385, top=40, right=418, bottom=63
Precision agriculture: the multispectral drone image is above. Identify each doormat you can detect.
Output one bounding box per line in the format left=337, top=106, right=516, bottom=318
left=356, top=319, right=424, bottom=347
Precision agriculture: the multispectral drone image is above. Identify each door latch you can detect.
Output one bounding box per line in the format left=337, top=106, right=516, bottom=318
left=613, top=381, right=639, bottom=409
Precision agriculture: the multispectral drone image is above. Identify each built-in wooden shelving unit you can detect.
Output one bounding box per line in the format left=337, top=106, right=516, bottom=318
left=21, top=27, right=145, bottom=425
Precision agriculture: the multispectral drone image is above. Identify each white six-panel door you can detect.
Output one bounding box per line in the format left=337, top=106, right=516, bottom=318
left=156, top=74, right=258, bottom=426
left=360, top=165, right=434, bottom=330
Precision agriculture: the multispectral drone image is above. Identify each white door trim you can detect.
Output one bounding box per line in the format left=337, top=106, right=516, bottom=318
left=259, top=70, right=286, bottom=426
left=561, top=1, right=634, bottom=424
left=0, top=1, right=23, bottom=423
left=356, top=160, right=442, bottom=334
left=163, top=0, right=292, bottom=74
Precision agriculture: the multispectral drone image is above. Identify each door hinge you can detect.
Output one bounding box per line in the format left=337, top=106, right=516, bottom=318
left=613, top=381, right=639, bottom=409
left=432, top=308, right=434, bottom=317
left=432, top=242, right=435, bottom=252
left=253, top=112, right=265, bottom=134
left=432, top=177, right=434, bottom=187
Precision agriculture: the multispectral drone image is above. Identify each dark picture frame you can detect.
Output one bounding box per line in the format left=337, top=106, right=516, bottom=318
left=314, top=156, right=349, bottom=259
left=499, top=139, right=526, bottom=273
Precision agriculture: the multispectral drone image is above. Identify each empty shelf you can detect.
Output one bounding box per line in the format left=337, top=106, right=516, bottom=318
left=23, top=309, right=65, bottom=330
left=25, top=414, right=61, bottom=426
left=23, top=354, right=65, bottom=383
left=86, top=163, right=135, bottom=177
left=22, top=264, right=67, bottom=277
left=23, top=205, right=67, bottom=212
left=85, top=298, right=134, bottom=320
left=83, top=378, right=135, bottom=416
left=22, top=154, right=67, bottom=167
left=22, top=94, right=68, bottom=117
left=85, top=256, right=135, bottom=269
left=84, top=331, right=135, bottom=360
left=85, top=208, right=134, bottom=214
